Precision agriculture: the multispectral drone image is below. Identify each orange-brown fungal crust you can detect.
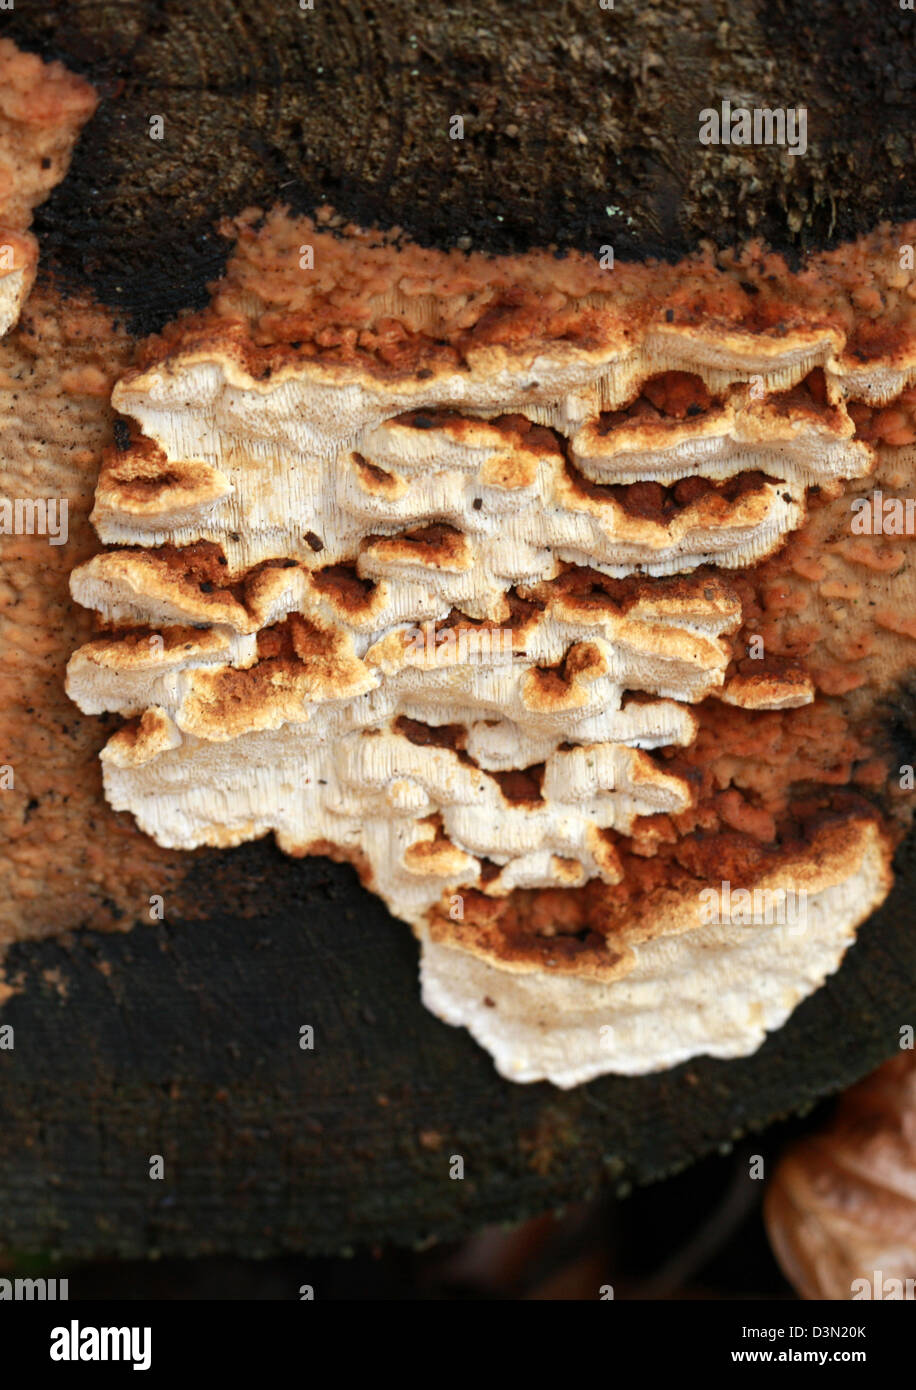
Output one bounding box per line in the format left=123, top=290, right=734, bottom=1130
left=129, top=209, right=916, bottom=393
left=0, top=290, right=189, bottom=955
left=0, top=38, right=97, bottom=227
left=426, top=811, right=887, bottom=977
left=0, top=40, right=98, bottom=332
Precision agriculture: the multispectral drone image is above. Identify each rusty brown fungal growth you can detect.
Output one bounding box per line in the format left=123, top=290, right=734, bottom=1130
left=0, top=38, right=97, bottom=335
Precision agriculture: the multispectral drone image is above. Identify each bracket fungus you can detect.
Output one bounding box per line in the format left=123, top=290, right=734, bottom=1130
left=66, top=209, right=916, bottom=1085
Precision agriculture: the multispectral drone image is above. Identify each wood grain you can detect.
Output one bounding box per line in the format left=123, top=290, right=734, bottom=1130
left=0, top=833, right=912, bottom=1258
left=4, top=0, right=914, bottom=332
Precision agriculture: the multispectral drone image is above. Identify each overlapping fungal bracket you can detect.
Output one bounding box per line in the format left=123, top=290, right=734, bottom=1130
left=88, top=370, right=872, bottom=584
left=68, top=214, right=915, bottom=1084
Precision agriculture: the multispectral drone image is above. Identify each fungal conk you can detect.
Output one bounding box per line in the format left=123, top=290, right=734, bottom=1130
left=68, top=209, right=916, bottom=1085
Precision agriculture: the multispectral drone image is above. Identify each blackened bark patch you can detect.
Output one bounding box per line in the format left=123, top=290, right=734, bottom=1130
left=0, top=0, right=912, bottom=334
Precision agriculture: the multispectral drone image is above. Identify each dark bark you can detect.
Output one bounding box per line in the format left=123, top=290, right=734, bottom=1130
left=3, top=0, right=915, bottom=333
left=0, top=831, right=912, bottom=1259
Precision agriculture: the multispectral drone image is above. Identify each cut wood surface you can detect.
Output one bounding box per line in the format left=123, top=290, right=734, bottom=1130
left=0, top=836, right=914, bottom=1259
left=0, top=0, right=914, bottom=1256
left=5, top=0, right=914, bottom=334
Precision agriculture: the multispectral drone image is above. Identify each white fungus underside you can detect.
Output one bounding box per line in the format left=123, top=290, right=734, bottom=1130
left=420, top=824, right=890, bottom=1086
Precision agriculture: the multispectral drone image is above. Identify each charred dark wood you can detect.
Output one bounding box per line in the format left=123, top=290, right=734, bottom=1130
left=4, top=0, right=914, bottom=333
left=0, top=831, right=912, bottom=1259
